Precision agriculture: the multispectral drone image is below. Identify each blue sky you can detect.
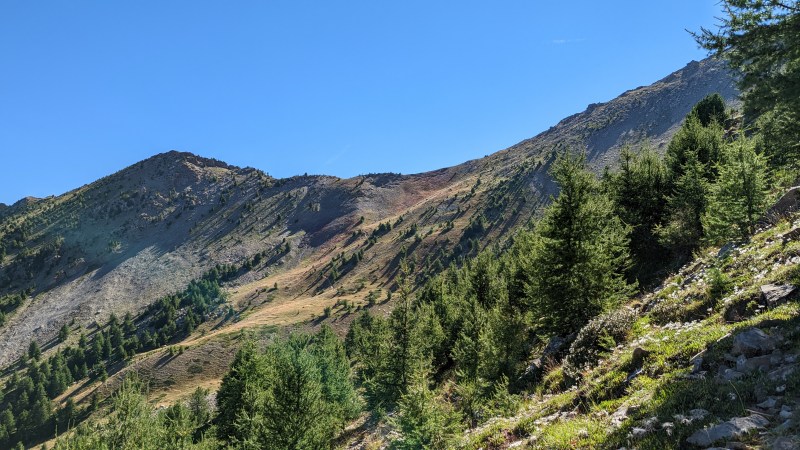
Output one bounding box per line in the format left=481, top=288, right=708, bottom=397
left=0, top=1, right=723, bottom=204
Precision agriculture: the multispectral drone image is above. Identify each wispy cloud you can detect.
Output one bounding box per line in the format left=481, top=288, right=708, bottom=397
left=324, top=145, right=351, bottom=166
left=551, top=38, right=586, bottom=45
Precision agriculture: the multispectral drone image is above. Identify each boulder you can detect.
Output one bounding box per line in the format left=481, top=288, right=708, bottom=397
left=772, top=436, right=799, bottom=450
left=686, top=414, right=769, bottom=447
left=736, top=354, right=773, bottom=373
left=731, top=328, right=775, bottom=357
left=765, top=186, right=800, bottom=221
left=760, top=284, right=796, bottom=307
left=780, top=226, right=800, bottom=244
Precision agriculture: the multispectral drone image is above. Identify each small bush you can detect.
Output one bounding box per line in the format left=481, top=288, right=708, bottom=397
left=563, top=308, right=637, bottom=380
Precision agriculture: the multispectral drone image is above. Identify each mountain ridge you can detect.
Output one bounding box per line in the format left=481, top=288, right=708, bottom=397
left=0, top=57, right=737, bottom=372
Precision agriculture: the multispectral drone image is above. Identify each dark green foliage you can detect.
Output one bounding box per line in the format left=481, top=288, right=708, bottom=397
left=695, top=1, right=800, bottom=166
left=690, top=92, right=728, bottom=127
left=345, top=311, right=394, bottom=408
left=58, top=324, right=70, bottom=343
left=665, top=113, right=724, bottom=182
left=393, top=371, right=462, bottom=450
left=606, top=146, right=669, bottom=281
left=527, top=152, right=634, bottom=334
left=704, top=135, right=769, bottom=243
left=28, top=341, right=41, bottom=360
left=657, top=153, right=709, bottom=255
left=216, top=329, right=358, bottom=449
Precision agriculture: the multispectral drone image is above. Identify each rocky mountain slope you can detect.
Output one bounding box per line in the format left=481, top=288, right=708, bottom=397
left=0, top=56, right=736, bottom=382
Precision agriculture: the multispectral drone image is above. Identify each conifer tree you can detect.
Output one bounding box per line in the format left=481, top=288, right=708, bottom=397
left=657, top=153, right=709, bottom=254
left=695, top=1, right=800, bottom=166
left=215, top=340, right=266, bottom=442
left=665, top=113, right=724, bottom=182
left=608, top=146, right=669, bottom=279
left=28, top=341, right=41, bottom=361
left=528, top=152, right=634, bottom=334
left=704, top=135, right=769, bottom=243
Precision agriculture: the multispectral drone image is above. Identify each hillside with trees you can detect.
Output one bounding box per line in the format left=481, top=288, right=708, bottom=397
left=3, top=1, right=800, bottom=449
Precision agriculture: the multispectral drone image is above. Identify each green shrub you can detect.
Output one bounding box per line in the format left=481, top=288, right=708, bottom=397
left=563, top=308, right=637, bottom=380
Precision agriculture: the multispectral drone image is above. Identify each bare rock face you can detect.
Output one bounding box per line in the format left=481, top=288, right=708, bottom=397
left=686, top=414, right=769, bottom=447
left=731, top=328, right=776, bottom=357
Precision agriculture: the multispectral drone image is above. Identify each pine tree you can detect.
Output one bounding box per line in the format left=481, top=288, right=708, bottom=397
left=665, top=113, right=724, bottom=182
left=704, top=135, right=769, bottom=243
left=657, top=153, right=709, bottom=255
left=259, top=335, right=332, bottom=450
left=309, top=326, right=360, bottom=428
left=608, top=146, right=669, bottom=280
left=690, top=92, right=729, bottom=127
left=215, top=340, right=266, bottom=442
left=58, top=324, right=70, bottom=343
left=28, top=341, right=41, bottom=361
left=394, top=370, right=461, bottom=450
left=528, top=152, right=634, bottom=334
left=695, top=1, right=800, bottom=166
left=344, top=311, right=393, bottom=409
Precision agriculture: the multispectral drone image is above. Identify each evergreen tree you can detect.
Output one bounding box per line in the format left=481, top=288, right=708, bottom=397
left=394, top=370, right=461, bottom=450
left=657, top=153, right=709, bottom=255
left=528, top=152, right=634, bottom=334
left=215, top=340, right=266, bottom=442
left=608, top=146, right=669, bottom=280
left=665, top=113, right=724, bottom=182
left=58, top=324, right=70, bottom=343
left=704, top=135, right=769, bottom=243
left=309, top=326, right=360, bottom=428
left=690, top=92, right=729, bottom=127
left=28, top=341, right=41, bottom=360
left=695, top=1, right=800, bottom=166
left=187, top=387, right=211, bottom=429
left=258, top=335, right=333, bottom=450
left=344, top=311, right=393, bottom=409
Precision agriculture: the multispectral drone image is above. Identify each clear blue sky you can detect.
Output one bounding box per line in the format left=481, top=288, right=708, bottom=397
left=0, top=1, right=722, bottom=205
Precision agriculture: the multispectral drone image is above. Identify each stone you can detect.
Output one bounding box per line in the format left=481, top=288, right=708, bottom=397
left=725, top=442, right=749, bottom=450
left=611, top=405, right=629, bottom=427
left=760, top=284, right=796, bottom=306
left=632, top=347, right=650, bottom=365
left=771, top=436, right=799, bottom=450
left=731, top=328, right=776, bottom=357
left=720, top=368, right=744, bottom=381
left=756, top=397, right=780, bottom=409
left=781, top=226, right=800, bottom=244
left=738, top=355, right=774, bottom=373
left=686, top=414, right=769, bottom=447
left=691, top=356, right=704, bottom=374
left=768, top=365, right=797, bottom=382
left=717, top=242, right=736, bottom=258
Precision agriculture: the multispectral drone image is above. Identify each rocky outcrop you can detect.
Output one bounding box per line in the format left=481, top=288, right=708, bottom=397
left=686, top=414, right=769, bottom=447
